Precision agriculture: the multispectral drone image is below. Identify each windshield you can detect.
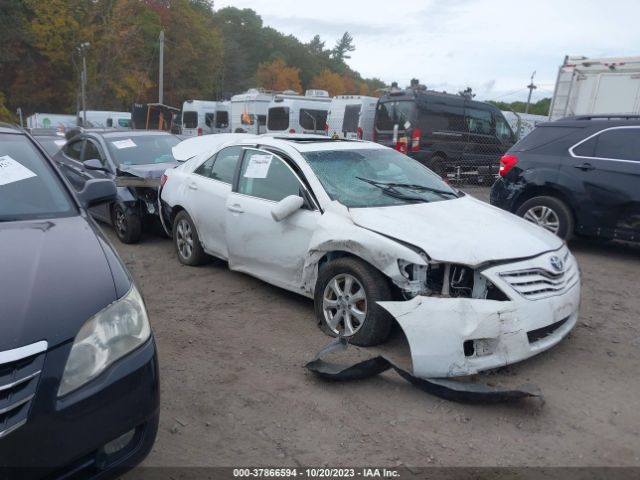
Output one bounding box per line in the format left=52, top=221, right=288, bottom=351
left=375, top=100, right=416, bottom=131
left=0, top=133, right=76, bottom=221
left=303, top=147, right=458, bottom=208
left=105, top=135, right=180, bottom=166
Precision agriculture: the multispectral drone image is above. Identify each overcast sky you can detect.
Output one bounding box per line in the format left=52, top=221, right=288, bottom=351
left=215, top=0, right=640, bottom=102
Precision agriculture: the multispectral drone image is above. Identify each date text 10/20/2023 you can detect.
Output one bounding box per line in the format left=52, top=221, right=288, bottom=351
left=233, top=468, right=401, bottom=478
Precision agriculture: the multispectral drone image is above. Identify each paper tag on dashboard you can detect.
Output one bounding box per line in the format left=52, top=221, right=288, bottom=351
left=0, top=155, right=37, bottom=186
left=112, top=139, right=137, bottom=149
left=244, top=154, right=273, bottom=178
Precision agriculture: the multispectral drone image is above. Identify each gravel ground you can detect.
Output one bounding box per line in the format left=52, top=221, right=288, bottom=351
left=108, top=186, right=640, bottom=471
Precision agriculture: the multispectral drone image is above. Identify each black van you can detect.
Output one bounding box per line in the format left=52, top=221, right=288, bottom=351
left=374, top=84, right=516, bottom=180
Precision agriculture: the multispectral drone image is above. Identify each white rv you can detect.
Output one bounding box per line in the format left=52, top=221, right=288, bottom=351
left=26, top=113, right=76, bottom=130
left=549, top=55, right=640, bottom=120
left=230, top=89, right=275, bottom=134
left=325, top=95, right=378, bottom=140
left=181, top=100, right=231, bottom=136
left=77, top=110, right=131, bottom=128
left=266, top=90, right=331, bottom=135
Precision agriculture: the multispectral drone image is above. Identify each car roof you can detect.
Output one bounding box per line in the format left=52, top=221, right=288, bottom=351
left=0, top=123, right=23, bottom=134
left=248, top=135, right=387, bottom=153
left=545, top=116, right=640, bottom=128
left=90, top=130, right=175, bottom=138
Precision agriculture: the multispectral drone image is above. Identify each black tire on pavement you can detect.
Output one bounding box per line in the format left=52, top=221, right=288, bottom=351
left=172, top=210, right=209, bottom=266
left=112, top=204, right=142, bottom=244
left=516, top=195, right=574, bottom=241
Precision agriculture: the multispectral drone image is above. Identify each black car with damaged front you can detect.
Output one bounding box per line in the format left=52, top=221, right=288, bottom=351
left=0, top=125, right=159, bottom=478
left=53, top=130, right=181, bottom=243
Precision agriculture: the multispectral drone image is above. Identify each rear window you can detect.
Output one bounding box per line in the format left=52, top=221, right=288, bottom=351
left=375, top=100, right=416, bottom=131
left=299, top=109, right=327, bottom=132
left=342, top=105, right=361, bottom=133
left=183, top=111, right=198, bottom=129
left=512, top=126, right=580, bottom=151
left=0, top=133, right=75, bottom=221
left=268, top=107, right=289, bottom=131
left=216, top=111, right=229, bottom=128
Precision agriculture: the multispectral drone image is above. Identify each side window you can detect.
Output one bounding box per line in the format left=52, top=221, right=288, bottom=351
left=63, top=140, right=83, bottom=160
left=238, top=150, right=302, bottom=202
left=82, top=140, right=104, bottom=164
left=268, top=107, right=289, bottom=130
left=194, top=155, right=216, bottom=178
left=466, top=108, right=493, bottom=135
left=494, top=114, right=514, bottom=142
left=210, top=146, right=242, bottom=183
left=573, top=136, right=597, bottom=157
left=216, top=111, right=229, bottom=128
left=205, top=113, right=214, bottom=128
left=299, top=109, right=328, bottom=131
left=593, top=129, right=640, bottom=161
left=419, top=102, right=465, bottom=133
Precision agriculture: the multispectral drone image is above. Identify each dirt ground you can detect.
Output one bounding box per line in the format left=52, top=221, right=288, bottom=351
left=107, top=186, right=640, bottom=470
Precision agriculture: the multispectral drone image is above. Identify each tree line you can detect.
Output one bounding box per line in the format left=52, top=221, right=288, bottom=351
left=0, top=0, right=386, bottom=122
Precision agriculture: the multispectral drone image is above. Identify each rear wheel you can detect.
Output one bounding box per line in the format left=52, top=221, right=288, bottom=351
left=516, top=195, right=574, bottom=241
left=173, top=210, right=209, bottom=266
left=314, top=257, right=393, bottom=346
left=112, top=204, right=142, bottom=244
left=426, top=155, right=446, bottom=179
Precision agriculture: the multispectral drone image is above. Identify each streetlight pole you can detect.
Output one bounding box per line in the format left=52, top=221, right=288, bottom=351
left=78, top=42, right=90, bottom=126
left=158, top=31, right=164, bottom=105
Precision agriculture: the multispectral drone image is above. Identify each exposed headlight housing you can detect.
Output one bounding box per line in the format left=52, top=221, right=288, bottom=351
left=58, top=285, right=151, bottom=397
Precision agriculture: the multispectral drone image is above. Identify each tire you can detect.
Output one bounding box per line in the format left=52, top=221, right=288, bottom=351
left=516, top=195, right=574, bottom=241
left=427, top=155, right=446, bottom=179
left=314, top=257, right=394, bottom=347
left=172, top=210, right=209, bottom=266
left=112, top=204, right=142, bottom=244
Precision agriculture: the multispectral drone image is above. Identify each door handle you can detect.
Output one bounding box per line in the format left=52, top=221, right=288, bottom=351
left=188, top=183, right=198, bottom=190
left=227, top=204, right=244, bottom=214
left=574, top=163, right=595, bottom=171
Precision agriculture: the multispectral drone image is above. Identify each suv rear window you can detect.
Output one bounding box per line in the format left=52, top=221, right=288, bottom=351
left=268, top=107, right=289, bottom=131
left=512, top=126, right=579, bottom=151
left=375, top=101, right=416, bottom=131
left=183, top=111, right=198, bottom=129
left=343, top=105, right=361, bottom=133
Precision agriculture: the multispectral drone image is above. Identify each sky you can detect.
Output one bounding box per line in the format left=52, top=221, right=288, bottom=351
left=214, top=0, right=640, bottom=102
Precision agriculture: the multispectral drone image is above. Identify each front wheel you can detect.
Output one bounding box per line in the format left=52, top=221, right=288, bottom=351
left=112, top=204, right=142, bottom=244
left=516, top=195, right=574, bottom=241
left=314, top=257, right=393, bottom=347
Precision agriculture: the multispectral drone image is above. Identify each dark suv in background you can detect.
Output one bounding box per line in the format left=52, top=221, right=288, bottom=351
left=374, top=81, right=516, bottom=181
left=491, top=115, right=640, bottom=242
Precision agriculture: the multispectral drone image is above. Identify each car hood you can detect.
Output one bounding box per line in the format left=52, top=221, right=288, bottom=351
left=0, top=216, right=120, bottom=351
left=117, top=162, right=177, bottom=178
left=348, top=195, right=564, bottom=266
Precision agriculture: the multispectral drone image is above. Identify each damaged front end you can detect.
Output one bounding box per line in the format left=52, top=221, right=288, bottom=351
left=115, top=169, right=163, bottom=218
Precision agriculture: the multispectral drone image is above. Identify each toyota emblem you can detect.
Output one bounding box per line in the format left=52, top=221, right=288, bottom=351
left=549, top=255, right=564, bottom=272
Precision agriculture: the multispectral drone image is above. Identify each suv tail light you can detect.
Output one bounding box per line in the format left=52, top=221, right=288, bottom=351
left=411, top=128, right=421, bottom=152
left=324, top=123, right=329, bottom=134
left=499, top=154, right=518, bottom=177
left=160, top=174, right=168, bottom=188
left=197, top=127, right=203, bottom=136
left=357, top=127, right=363, bottom=139
left=289, top=128, right=296, bottom=133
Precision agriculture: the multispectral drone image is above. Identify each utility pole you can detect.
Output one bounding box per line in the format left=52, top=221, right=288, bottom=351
left=525, top=70, right=537, bottom=114
left=159, top=30, right=164, bottom=104
left=78, top=42, right=90, bottom=126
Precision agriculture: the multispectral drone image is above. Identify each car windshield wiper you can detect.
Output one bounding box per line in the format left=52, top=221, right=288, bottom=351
left=356, top=177, right=458, bottom=198
left=355, top=177, right=430, bottom=203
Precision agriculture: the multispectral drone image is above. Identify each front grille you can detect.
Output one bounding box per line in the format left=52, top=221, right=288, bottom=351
left=0, top=341, right=47, bottom=439
left=527, top=317, right=569, bottom=343
left=499, top=249, right=579, bottom=300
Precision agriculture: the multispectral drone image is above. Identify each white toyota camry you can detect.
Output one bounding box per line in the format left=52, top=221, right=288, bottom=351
left=159, top=135, right=580, bottom=378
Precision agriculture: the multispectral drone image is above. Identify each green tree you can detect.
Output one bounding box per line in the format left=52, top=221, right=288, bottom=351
left=332, top=32, right=355, bottom=63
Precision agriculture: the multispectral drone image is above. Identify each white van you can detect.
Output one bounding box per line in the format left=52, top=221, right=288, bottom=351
left=181, top=100, right=231, bottom=136
left=266, top=90, right=331, bottom=134
left=26, top=113, right=76, bottom=130
left=230, top=89, right=275, bottom=134
left=325, top=95, right=378, bottom=140
left=77, top=110, right=131, bottom=128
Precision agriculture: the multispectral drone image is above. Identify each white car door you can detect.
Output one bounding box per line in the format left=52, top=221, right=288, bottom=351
left=225, top=148, right=320, bottom=292
left=186, top=145, right=243, bottom=259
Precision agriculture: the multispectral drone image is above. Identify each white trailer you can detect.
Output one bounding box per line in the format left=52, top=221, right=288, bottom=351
left=266, top=90, right=331, bottom=135
left=26, top=113, right=76, bottom=130
left=181, top=100, right=231, bottom=136
left=549, top=55, right=640, bottom=121
left=501, top=111, right=547, bottom=139
left=230, top=89, right=276, bottom=134
left=325, top=95, right=378, bottom=140
left=77, top=110, right=131, bottom=128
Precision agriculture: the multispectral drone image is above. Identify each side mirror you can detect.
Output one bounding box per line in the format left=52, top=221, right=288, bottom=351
left=271, top=195, right=304, bottom=222
left=78, top=179, right=117, bottom=208
left=83, top=159, right=109, bottom=172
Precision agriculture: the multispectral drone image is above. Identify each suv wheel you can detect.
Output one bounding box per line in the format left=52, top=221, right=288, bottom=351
left=516, top=196, right=574, bottom=241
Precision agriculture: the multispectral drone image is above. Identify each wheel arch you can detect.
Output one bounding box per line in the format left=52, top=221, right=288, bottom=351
left=512, top=186, right=577, bottom=223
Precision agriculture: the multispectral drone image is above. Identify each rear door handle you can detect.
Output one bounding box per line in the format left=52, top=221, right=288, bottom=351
left=227, top=204, right=244, bottom=214
left=574, top=163, right=595, bottom=171
left=188, top=183, right=198, bottom=190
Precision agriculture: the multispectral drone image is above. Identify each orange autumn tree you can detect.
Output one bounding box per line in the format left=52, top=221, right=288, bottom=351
left=310, top=69, right=345, bottom=97
left=255, top=59, right=302, bottom=92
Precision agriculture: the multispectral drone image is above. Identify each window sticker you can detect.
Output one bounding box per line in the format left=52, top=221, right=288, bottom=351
left=112, top=139, right=137, bottom=149
left=0, top=155, right=37, bottom=186
left=244, top=154, right=273, bottom=178
left=54, top=140, right=66, bottom=147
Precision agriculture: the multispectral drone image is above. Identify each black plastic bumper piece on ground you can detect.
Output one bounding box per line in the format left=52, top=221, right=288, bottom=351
left=305, top=337, right=543, bottom=404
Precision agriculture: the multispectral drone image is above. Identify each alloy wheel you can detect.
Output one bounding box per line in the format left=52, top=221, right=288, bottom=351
left=322, top=273, right=367, bottom=336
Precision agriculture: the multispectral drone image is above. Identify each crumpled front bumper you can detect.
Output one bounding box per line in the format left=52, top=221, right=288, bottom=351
left=379, top=249, right=581, bottom=378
